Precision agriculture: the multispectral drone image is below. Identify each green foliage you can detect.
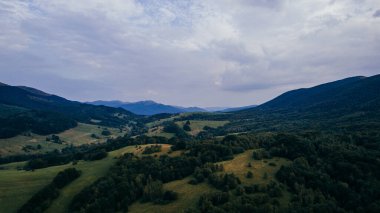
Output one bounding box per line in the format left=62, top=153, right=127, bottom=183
left=52, top=168, right=81, bottom=189
left=18, top=168, right=81, bottom=213
left=183, top=123, right=192, bottom=131
left=0, top=84, right=143, bottom=139
left=142, top=144, right=162, bottom=154
left=270, top=133, right=380, bottom=212
left=69, top=154, right=196, bottom=212
left=163, top=121, right=188, bottom=138
left=0, top=110, right=77, bottom=139
left=162, top=190, right=178, bottom=202
left=90, top=133, right=99, bottom=139
left=101, top=129, right=111, bottom=136
left=246, top=171, right=253, bottom=178
left=198, top=192, right=230, bottom=210
left=23, top=148, right=108, bottom=170
left=208, top=173, right=241, bottom=191
left=191, top=163, right=224, bottom=184
left=163, top=122, right=182, bottom=133
left=142, top=178, right=164, bottom=202
left=252, top=149, right=270, bottom=160
left=46, top=135, right=62, bottom=144
left=0, top=135, right=170, bottom=166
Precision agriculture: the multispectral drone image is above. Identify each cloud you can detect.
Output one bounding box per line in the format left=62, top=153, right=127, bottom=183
left=0, top=0, right=379, bottom=107
left=374, top=9, right=380, bottom=17
left=238, top=0, right=284, bottom=9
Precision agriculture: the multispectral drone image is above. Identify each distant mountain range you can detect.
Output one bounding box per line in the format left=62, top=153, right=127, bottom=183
left=3, top=74, right=378, bottom=138
left=87, top=100, right=258, bottom=115
left=87, top=100, right=206, bottom=115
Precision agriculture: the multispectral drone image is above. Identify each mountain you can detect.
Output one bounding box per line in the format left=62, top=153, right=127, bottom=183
left=220, top=105, right=257, bottom=112
left=87, top=100, right=206, bottom=115
left=204, top=107, right=228, bottom=112
left=0, top=83, right=139, bottom=138
left=88, top=100, right=125, bottom=108
left=256, top=75, right=380, bottom=113
left=220, top=74, right=380, bottom=133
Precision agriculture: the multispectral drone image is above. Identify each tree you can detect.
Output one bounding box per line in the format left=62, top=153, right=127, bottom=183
left=101, top=129, right=111, bottom=136
left=183, top=123, right=192, bottom=131
left=142, top=178, right=164, bottom=202
left=246, top=171, right=253, bottom=178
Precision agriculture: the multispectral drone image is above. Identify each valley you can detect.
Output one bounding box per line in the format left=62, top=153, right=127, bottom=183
left=2, top=1, right=380, bottom=212
left=0, top=75, right=379, bottom=213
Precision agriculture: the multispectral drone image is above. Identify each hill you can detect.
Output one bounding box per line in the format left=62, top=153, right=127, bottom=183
left=0, top=83, right=139, bottom=138
left=87, top=100, right=206, bottom=115
left=220, top=105, right=257, bottom=112
left=258, top=75, right=380, bottom=113
left=234, top=74, right=379, bottom=115
left=207, top=74, right=380, bottom=134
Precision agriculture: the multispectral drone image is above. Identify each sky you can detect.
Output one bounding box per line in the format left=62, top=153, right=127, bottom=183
left=0, top=0, right=379, bottom=107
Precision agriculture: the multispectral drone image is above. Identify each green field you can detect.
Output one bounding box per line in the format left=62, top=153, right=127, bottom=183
left=0, top=146, right=289, bottom=213
left=217, top=150, right=290, bottom=185
left=145, top=112, right=220, bottom=128
left=45, top=146, right=138, bottom=213
left=145, top=126, right=175, bottom=138
left=129, top=150, right=290, bottom=212
left=0, top=144, right=176, bottom=213
left=129, top=177, right=215, bottom=213
left=146, top=119, right=229, bottom=138
left=0, top=123, right=126, bottom=156
left=175, top=120, right=229, bottom=135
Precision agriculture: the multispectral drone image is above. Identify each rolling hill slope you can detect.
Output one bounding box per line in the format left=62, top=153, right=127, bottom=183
left=0, top=83, right=139, bottom=138
left=234, top=74, right=380, bottom=115
left=0, top=84, right=138, bottom=124
left=258, top=75, right=380, bottom=113
left=218, top=74, right=380, bottom=133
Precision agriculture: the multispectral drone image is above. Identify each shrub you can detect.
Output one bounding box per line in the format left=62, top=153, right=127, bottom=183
left=101, top=129, right=111, bottom=136
left=246, top=171, right=253, bottom=179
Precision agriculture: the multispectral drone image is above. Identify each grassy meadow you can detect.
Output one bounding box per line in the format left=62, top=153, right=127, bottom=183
left=0, top=139, right=289, bottom=213
left=146, top=119, right=229, bottom=138
left=129, top=177, right=216, bottom=213
left=128, top=150, right=290, bottom=213
left=175, top=120, right=229, bottom=136
left=0, top=123, right=126, bottom=156
left=0, top=143, right=177, bottom=213
left=145, top=126, right=175, bottom=138
left=217, top=149, right=291, bottom=185
left=145, top=112, right=221, bottom=128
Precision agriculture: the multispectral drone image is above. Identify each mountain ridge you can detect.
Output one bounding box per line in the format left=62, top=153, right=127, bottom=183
left=218, top=74, right=380, bottom=134
left=255, top=75, right=380, bottom=112
left=87, top=100, right=207, bottom=115
left=0, top=83, right=140, bottom=138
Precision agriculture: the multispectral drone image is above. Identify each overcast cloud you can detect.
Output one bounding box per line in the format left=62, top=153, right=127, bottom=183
left=0, top=0, right=379, bottom=107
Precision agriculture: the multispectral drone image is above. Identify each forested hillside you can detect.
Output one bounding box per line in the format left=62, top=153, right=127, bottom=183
left=211, top=75, right=380, bottom=134
left=0, top=83, right=140, bottom=138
